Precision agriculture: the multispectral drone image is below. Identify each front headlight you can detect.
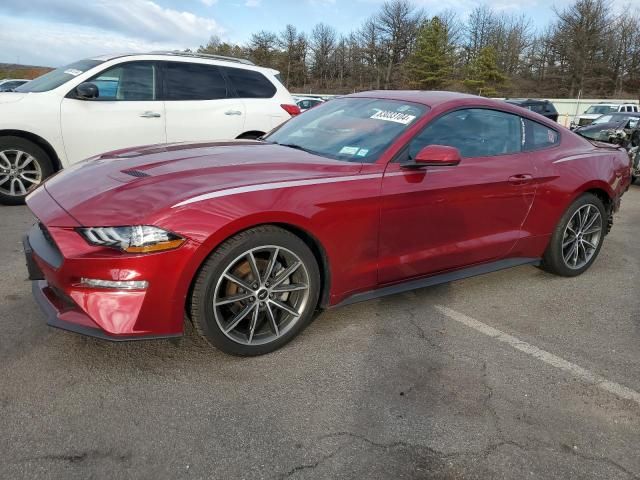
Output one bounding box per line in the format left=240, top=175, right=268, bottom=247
left=77, top=226, right=185, bottom=253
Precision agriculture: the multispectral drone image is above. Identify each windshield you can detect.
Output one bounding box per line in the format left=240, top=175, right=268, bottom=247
left=15, top=59, right=104, bottom=93
left=585, top=105, right=618, bottom=115
left=264, top=97, right=427, bottom=163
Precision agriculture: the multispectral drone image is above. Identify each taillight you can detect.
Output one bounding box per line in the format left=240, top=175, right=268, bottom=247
left=281, top=104, right=301, bottom=116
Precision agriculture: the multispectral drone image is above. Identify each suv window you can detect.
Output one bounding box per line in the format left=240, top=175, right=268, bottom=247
left=89, top=62, right=156, bottom=101
left=164, top=62, right=228, bottom=101
left=524, top=119, right=559, bottom=151
left=223, top=67, right=276, bottom=98
left=409, top=108, right=522, bottom=159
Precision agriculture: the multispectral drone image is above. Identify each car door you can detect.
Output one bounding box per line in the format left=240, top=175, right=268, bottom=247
left=378, top=108, right=537, bottom=284
left=61, top=61, right=165, bottom=163
left=162, top=61, right=245, bottom=143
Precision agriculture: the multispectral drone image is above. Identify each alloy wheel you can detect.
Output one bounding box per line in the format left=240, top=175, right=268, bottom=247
left=0, top=149, right=43, bottom=197
left=213, top=246, right=311, bottom=345
left=562, top=204, right=603, bottom=270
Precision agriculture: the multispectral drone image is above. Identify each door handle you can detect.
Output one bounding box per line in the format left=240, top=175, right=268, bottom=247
left=224, top=110, right=243, bottom=116
left=508, top=174, right=533, bottom=185
left=140, top=111, right=161, bottom=118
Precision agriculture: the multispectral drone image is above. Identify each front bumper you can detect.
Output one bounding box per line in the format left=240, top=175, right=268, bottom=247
left=23, top=226, right=182, bottom=341
left=23, top=186, right=197, bottom=341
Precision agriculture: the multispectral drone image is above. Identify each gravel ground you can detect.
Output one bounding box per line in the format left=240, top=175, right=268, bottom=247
left=1, top=186, right=639, bottom=480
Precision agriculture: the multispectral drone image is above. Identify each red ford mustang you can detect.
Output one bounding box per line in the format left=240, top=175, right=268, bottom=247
left=24, top=91, right=631, bottom=355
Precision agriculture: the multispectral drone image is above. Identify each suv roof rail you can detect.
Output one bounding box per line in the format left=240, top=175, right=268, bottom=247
left=147, top=50, right=255, bottom=66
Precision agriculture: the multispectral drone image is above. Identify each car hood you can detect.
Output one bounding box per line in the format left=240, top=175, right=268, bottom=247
left=576, top=121, right=625, bottom=134
left=0, top=92, right=26, bottom=104
left=43, top=141, right=362, bottom=227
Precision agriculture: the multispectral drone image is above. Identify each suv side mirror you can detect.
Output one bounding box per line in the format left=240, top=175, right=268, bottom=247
left=75, top=82, right=99, bottom=100
left=404, top=145, right=462, bottom=168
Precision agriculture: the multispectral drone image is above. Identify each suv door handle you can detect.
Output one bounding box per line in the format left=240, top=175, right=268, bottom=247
left=140, top=111, right=161, bottom=118
left=508, top=174, right=533, bottom=185
left=225, top=110, right=243, bottom=116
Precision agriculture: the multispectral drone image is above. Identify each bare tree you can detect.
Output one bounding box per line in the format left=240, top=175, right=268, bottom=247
left=310, top=23, right=337, bottom=90
left=376, top=0, right=423, bottom=88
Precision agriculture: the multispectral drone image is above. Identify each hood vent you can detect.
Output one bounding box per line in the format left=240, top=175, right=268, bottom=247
left=122, top=169, right=150, bottom=178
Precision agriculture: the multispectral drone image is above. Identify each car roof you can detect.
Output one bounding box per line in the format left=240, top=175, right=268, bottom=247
left=505, top=98, right=549, bottom=104
left=347, top=90, right=518, bottom=110
left=86, top=51, right=269, bottom=70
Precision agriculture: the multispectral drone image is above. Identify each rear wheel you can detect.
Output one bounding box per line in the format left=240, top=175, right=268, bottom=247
left=190, top=226, right=320, bottom=356
left=541, top=193, right=606, bottom=277
left=0, top=136, right=53, bottom=205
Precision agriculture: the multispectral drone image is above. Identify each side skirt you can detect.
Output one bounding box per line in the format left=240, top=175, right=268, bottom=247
left=333, top=257, right=541, bottom=308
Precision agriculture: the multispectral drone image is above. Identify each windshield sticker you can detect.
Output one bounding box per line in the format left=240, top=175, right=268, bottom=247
left=370, top=110, right=416, bottom=125
left=64, top=69, right=83, bottom=76
left=356, top=149, right=369, bottom=157
left=339, top=146, right=360, bottom=155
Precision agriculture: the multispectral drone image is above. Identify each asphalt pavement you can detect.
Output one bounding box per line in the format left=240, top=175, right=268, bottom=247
left=1, top=186, right=639, bottom=480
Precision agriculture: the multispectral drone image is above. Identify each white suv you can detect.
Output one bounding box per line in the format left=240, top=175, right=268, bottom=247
left=572, top=102, right=640, bottom=128
left=0, top=52, right=299, bottom=204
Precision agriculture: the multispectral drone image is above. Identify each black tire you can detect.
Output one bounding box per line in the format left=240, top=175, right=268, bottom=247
left=190, top=225, right=321, bottom=356
left=0, top=136, right=54, bottom=205
left=541, top=193, right=607, bottom=277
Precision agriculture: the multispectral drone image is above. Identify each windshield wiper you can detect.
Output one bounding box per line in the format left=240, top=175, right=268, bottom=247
left=273, top=142, right=318, bottom=155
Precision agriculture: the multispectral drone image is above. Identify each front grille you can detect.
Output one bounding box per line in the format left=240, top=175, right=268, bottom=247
left=38, top=222, right=61, bottom=257
left=38, top=222, right=55, bottom=246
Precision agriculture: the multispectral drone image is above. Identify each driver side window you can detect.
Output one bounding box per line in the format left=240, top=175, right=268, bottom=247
left=88, top=62, right=157, bottom=101
left=409, top=108, right=523, bottom=159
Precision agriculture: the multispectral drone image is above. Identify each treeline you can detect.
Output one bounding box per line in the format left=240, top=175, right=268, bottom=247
left=197, top=0, right=640, bottom=98
left=0, top=64, right=52, bottom=80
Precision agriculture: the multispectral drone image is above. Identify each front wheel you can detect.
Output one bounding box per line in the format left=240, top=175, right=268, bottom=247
left=190, top=226, right=321, bottom=356
left=0, top=136, right=53, bottom=205
left=541, top=193, right=606, bottom=277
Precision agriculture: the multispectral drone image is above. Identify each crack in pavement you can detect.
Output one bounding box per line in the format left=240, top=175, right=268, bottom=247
left=279, top=430, right=639, bottom=479
left=19, top=449, right=131, bottom=465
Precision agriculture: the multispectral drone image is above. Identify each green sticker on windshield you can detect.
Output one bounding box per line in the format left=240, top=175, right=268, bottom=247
left=339, top=146, right=359, bottom=155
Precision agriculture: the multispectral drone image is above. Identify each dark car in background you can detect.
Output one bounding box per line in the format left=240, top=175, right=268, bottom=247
left=573, top=112, right=640, bottom=148
left=504, top=98, right=558, bottom=122
left=0, top=79, right=29, bottom=91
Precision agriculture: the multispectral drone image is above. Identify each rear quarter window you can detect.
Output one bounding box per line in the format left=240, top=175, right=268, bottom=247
left=524, top=119, right=559, bottom=151
left=223, top=67, right=276, bottom=98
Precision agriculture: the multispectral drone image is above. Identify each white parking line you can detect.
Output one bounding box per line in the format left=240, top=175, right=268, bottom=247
left=435, top=305, right=640, bottom=406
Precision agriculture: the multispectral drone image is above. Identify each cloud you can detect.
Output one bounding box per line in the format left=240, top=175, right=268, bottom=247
left=0, top=15, right=200, bottom=67
left=0, top=0, right=225, bottom=45
left=245, top=0, right=261, bottom=6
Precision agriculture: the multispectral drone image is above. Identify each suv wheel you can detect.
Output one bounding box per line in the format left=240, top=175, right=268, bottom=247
left=0, top=136, right=53, bottom=205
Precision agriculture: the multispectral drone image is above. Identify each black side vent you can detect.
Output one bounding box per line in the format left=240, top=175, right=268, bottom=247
left=122, top=169, right=150, bottom=178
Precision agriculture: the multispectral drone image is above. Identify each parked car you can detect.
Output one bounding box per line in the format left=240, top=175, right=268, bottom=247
left=504, top=98, right=558, bottom=122
left=573, top=112, right=640, bottom=147
left=0, top=79, right=29, bottom=92
left=24, top=91, right=630, bottom=355
left=0, top=51, right=299, bottom=204
left=296, top=97, right=324, bottom=112
left=572, top=102, right=640, bottom=128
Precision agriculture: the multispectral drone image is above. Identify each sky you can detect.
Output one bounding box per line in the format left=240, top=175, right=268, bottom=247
left=0, top=0, right=625, bottom=67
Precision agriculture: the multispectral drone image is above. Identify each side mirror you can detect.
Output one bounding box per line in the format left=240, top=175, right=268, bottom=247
left=404, top=145, right=461, bottom=168
left=75, top=82, right=99, bottom=100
